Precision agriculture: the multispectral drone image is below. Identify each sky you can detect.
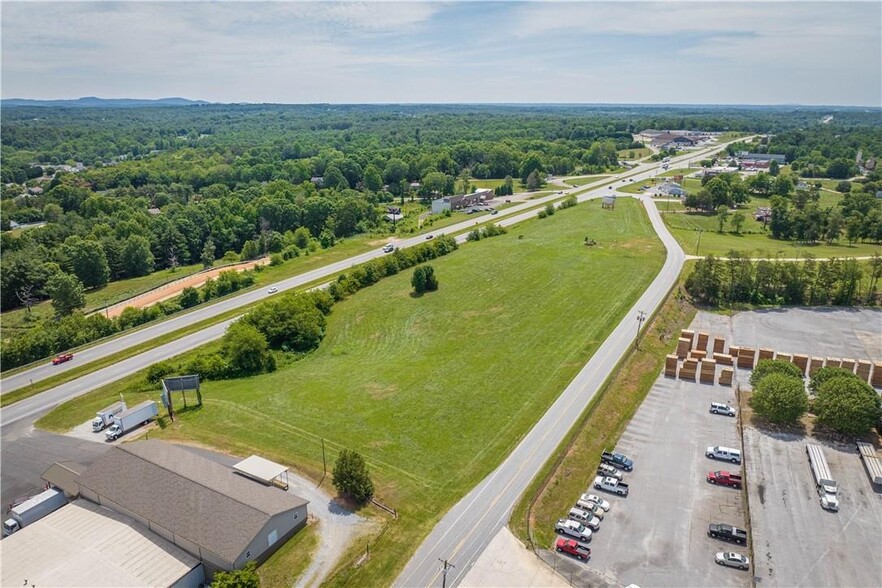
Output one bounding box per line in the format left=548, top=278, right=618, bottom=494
left=2, top=1, right=880, bottom=106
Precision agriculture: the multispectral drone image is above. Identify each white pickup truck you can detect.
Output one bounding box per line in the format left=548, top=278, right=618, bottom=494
left=593, top=475, right=630, bottom=496
left=555, top=518, right=592, bottom=542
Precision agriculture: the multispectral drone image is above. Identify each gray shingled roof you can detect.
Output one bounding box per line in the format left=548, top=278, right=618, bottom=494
left=75, top=440, right=307, bottom=564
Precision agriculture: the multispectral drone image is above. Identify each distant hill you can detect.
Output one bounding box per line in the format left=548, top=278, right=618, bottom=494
left=1, top=96, right=210, bottom=108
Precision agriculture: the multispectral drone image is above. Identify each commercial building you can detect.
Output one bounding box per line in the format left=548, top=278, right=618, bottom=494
left=75, top=440, right=308, bottom=576
left=0, top=500, right=204, bottom=588
left=431, top=188, right=493, bottom=214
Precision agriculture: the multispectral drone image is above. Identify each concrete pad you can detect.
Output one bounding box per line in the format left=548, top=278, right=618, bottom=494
left=461, top=527, right=569, bottom=588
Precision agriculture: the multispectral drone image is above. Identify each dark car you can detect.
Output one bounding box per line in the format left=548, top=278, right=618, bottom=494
left=425, top=234, right=434, bottom=239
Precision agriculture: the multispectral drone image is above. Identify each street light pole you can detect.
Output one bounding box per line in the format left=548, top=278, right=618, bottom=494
left=635, top=310, right=647, bottom=348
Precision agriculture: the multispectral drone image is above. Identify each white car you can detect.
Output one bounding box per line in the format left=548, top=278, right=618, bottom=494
left=555, top=518, right=592, bottom=542
left=580, top=493, right=610, bottom=512
left=707, top=446, right=742, bottom=464
left=715, top=551, right=750, bottom=570
left=710, top=402, right=736, bottom=417
left=382, top=243, right=395, bottom=253
left=267, top=287, right=278, bottom=294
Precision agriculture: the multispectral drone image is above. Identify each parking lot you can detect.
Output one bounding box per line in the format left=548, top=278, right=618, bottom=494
left=580, top=366, right=749, bottom=587
left=689, top=307, right=882, bottom=588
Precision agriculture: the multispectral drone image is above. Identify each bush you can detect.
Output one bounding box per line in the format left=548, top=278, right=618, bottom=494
left=814, top=376, right=882, bottom=436
left=544, top=203, right=556, bottom=216
left=269, top=253, right=284, bottom=266
left=537, top=209, right=548, bottom=219
left=332, top=449, right=374, bottom=504
left=411, top=265, right=438, bottom=294
left=222, top=321, right=275, bottom=376
left=243, top=293, right=327, bottom=352
left=179, top=286, right=200, bottom=309
left=211, top=562, right=259, bottom=588
left=559, top=196, right=578, bottom=209
left=809, top=366, right=859, bottom=394
left=749, top=373, right=808, bottom=424
left=146, top=361, right=174, bottom=384
left=750, top=359, right=804, bottom=388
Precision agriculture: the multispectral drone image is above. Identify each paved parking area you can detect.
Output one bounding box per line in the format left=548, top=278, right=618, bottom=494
left=744, top=429, right=882, bottom=587
left=581, top=371, right=749, bottom=587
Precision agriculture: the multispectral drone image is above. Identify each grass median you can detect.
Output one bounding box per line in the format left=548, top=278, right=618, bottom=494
left=510, top=263, right=697, bottom=549
left=38, top=198, right=664, bottom=586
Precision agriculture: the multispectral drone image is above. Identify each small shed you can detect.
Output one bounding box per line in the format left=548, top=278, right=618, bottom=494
left=233, top=455, right=290, bottom=490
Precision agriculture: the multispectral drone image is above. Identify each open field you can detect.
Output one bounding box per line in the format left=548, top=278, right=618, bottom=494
left=663, top=211, right=882, bottom=258
left=617, top=147, right=652, bottom=159
left=39, top=198, right=665, bottom=587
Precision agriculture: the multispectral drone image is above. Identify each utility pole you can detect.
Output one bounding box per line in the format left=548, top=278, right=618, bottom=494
left=321, top=438, right=327, bottom=475
left=635, top=310, right=647, bottom=348
left=438, top=558, right=455, bottom=588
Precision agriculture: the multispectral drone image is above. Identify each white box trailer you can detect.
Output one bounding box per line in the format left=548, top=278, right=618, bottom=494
left=105, top=400, right=158, bottom=441
left=92, top=400, right=127, bottom=432
left=806, top=444, right=839, bottom=511
left=856, top=441, right=882, bottom=486
left=2, top=488, right=66, bottom=536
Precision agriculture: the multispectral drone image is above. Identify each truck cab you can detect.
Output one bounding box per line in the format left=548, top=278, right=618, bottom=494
left=105, top=423, right=123, bottom=441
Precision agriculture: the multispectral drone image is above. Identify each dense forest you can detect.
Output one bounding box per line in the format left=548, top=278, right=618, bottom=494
left=1, top=104, right=880, bottom=366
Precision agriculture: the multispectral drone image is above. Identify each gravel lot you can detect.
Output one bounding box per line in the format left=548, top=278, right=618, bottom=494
left=582, top=371, right=749, bottom=587
left=744, top=429, right=882, bottom=587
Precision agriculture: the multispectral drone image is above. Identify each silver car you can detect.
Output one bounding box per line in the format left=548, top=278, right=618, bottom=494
left=715, top=551, right=750, bottom=570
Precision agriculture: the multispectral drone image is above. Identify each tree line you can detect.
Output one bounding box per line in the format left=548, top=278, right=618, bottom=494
left=685, top=253, right=882, bottom=307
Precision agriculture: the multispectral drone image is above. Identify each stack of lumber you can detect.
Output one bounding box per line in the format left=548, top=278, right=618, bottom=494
left=758, top=348, right=775, bottom=362
left=737, top=347, right=756, bottom=369
left=696, top=332, right=709, bottom=353
left=665, top=355, right=678, bottom=378
left=713, top=337, right=726, bottom=355
left=872, top=362, right=882, bottom=388
left=792, top=354, right=809, bottom=375
left=719, top=368, right=734, bottom=386
left=676, top=337, right=691, bottom=359
left=840, top=358, right=856, bottom=372
left=809, top=357, right=824, bottom=376
left=700, top=359, right=716, bottom=383
left=856, top=360, right=872, bottom=383
left=713, top=352, right=733, bottom=366
left=826, top=357, right=842, bottom=369
left=679, top=359, right=698, bottom=381
left=690, top=350, right=707, bottom=361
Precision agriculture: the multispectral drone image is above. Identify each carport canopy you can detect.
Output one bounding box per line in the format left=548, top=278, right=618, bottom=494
left=233, top=455, right=289, bottom=488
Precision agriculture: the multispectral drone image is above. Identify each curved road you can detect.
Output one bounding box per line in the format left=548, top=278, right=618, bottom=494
left=394, top=187, right=691, bottom=585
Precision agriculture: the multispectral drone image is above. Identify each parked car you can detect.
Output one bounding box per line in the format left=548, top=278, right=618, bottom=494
left=267, top=287, right=279, bottom=294
left=491, top=210, right=498, bottom=215
left=707, top=471, right=743, bottom=489
left=710, top=402, right=736, bottom=417
left=574, top=499, right=605, bottom=520
left=425, top=234, right=434, bottom=240
left=555, top=518, right=592, bottom=542
left=593, top=476, right=629, bottom=496
left=596, top=463, right=623, bottom=480
left=707, top=446, right=742, bottom=464
left=580, top=493, right=610, bottom=512
left=715, top=552, right=750, bottom=570
left=601, top=450, right=633, bottom=471
left=52, top=353, right=74, bottom=365
left=707, top=523, right=748, bottom=544
left=382, top=243, right=395, bottom=253
left=555, top=537, right=591, bottom=561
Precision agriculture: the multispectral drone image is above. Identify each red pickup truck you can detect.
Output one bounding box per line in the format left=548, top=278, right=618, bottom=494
left=707, top=471, right=742, bottom=489
left=51, top=353, right=74, bottom=365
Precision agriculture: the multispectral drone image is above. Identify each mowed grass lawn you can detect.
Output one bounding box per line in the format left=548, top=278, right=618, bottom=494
left=664, top=210, right=882, bottom=258
left=39, top=199, right=664, bottom=586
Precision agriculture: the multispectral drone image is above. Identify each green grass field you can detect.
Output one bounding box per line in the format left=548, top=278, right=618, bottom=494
left=39, top=198, right=664, bottom=586
left=663, top=210, right=882, bottom=258
left=617, top=147, right=652, bottom=160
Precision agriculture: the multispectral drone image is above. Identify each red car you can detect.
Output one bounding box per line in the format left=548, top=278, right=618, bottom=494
left=555, top=537, right=591, bottom=560
left=52, top=353, right=74, bottom=365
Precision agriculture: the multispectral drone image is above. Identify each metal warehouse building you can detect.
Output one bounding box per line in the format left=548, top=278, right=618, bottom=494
left=0, top=500, right=204, bottom=587
left=75, top=440, right=309, bottom=576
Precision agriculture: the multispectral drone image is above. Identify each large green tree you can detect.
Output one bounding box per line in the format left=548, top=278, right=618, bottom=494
left=222, top=321, right=275, bottom=376
left=332, top=449, right=374, bottom=504
left=749, top=373, right=808, bottom=425
left=121, top=235, right=155, bottom=278
left=46, top=272, right=86, bottom=317
left=749, top=359, right=804, bottom=388
left=64, top=236, right=110, bottom=289
left=814, top=376, right=882, bottom=436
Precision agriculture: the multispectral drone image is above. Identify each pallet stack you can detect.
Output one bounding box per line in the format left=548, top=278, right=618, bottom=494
left=872, top=362, right=882, bottom=388
left=826, top=357, right=842, bottom=369
left=713, top=352, right=733, bottom=366
left=676, top=337, right=691, bottom=359
left=777, top=352, right=792, bottom=364
left=713, top=337, right=726, bottom=355
left=696, top=332, right=710, bottom=353
left=665, top=354, right=678, bottom=378
left=679, top=359, right=698, bottom=381
left=680, top=329, right=696, bottom=347
left=793, top=354, right=809, bottom=375
left=809, top=357, right=824, bottom=376
left=840, top=358, right=856, bottom=373
left=758, top=348, right=775, bottom=362
left=700, top=359, right=716, bottom=383
left=856, top=360, right=872, bottom=383
left=691, top=349, right=707, bottom=361
left=737, top=347, right=756, bottom=369
left=719, top=367, right=734, bottom=387
left=729, top=345, right=741, bottom=359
